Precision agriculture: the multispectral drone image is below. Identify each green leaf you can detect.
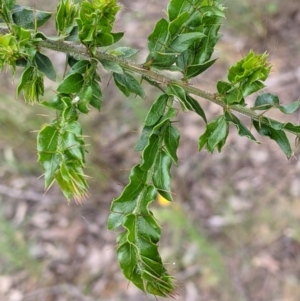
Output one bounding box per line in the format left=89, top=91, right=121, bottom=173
left=41, top=95, right=64, bottom=111
left=168, top=12, right=189, bottom=37
left=166, top=84, right=189, bottom=111
left=107, top=165, right=148, bottom=230
left=185, top=58, right=217, bottom=79
left=228, top=50, right=271, bottom=84
left=240, top=80, right=265, bottom=97
left=110, top=32, right=124, bottom=44
left=152, top=108, right=177, bottom=133
left=169, top=32, right=206, bottom=53
left=144, top=94, right=169, bottom=126
left=108, top=47, right=139, bottom=58
left=167, top=0, right=190, bottom=21
left=89, top=81, right=102, bottom=111
left=99, top=59, right=123, bottom=74
left=225, top=112, right=258, bottom=143
left=279, top=101, right=300, bottom=114
left=69, top=60, right=90, bottom=74
left=12, top=5, right=52, bottom=29
left=224, top=87, right=244, bottom=105
left=201, top=6, right=226, bottom=18
left=217, top=80, right=233, bottom=94
left=146, top=52, right=177, bottom=69
left=198, top=115, right=229, bottom=153
left=254, top=93, right=279, bottom=110
left=33, top=32, right=63, bottom=41
left=113, top=72, right=145, bottom=99
left=34, top=52, right=56, bottom=81
left=138, top=185, right=158, bottom=214
left=153, top=150, right=173, bottom=202
left=19, top=68, right=44, bottom=104
left=164, top=123, right=180, bottom=164
left=57, top=73, right=84, bottom=94
left=253, top=121, right=292, bottom=158
left=56, top=0, right=78, bottom=36
left=185, top=95, right=207, bottom=123
left=95, top=32, right=114, bottom=47
left=77, top=85, right=93, bottom=114
left=282, top=122, right=300, bottom=135
left=134, top=126, right=154, bottom=151
left=148, top=18, right=169, bottom=53
left=4, top=0, right=16, bottom=10
left=16, top=65, right=34, bottom=97
left=140, top=134, right=160, bottom=171
left=37, top=124, right=60, bottom=188
left=117, top=242, right=143, bottom=289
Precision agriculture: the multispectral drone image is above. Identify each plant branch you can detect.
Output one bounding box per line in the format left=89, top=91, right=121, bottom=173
left=0, top=26, right=298, bottom=137
left=39, top=39, right=300, bottom=136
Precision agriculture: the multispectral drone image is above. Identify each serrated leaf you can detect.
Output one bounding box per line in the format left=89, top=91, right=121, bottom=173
left=34, top=32, right=63, bottom=41
left=134, top=126, right=154, bottom=152
left=110, top=32, right=124, bottom=44
left=16, top=65, right=33, bottom=97
left=168, top=12, right=189, bottom=37
left=228, top=50, right=271, bottom=84
left=113, top=72, right=145, bottom=99
left=167, top=0, right=190, bottom=21
left=217, top=80, right=233, bottom=94
left=117, top=242, right=143, bottom=289
left=152, top=108, right=177, bottom=133
left=254, top=93, right=279, bottom=110
left=95, top=32, right=114, bottom=47
left=193, top=19, right=221, bottom=65
left=148, top=18, right=169, bottom=53
left=282, top=122, right=300, bottom=135
left=90, top=80, right=102, bottom=111
left=56, top=0, right=78, bottom=36
left=109, top=47, right=139, bottom=58
left=199, top=115, right=229, bottom=153
left=138, top=185, right=158, bottom=214
left=224, top=87, right=244, bottom=104
left=107, top=165, right=148, bottom=230
left=164, top=123, right=180, bottom=164
left=279, top=101, right=300, bottom=114
left=77, top=85, right=93, bottom=114
left=240, top=80, right=265, bottom=97
left=40, top=95, right=64, bottom=111
left=57, top=73, right=84, bottom=94
left=37, top=124, right=60, bottom=187
left=185, top=95, right=207, bottom=123
left=253, top=120, right=292, bottom=159
left=225, top=112, right=258, bottom=143
left=153, top=150, right=172, bottom=202
left=185, top=58, right=217, bottom=79
left=169, top=32, right=206, bottom=53
left=140, top=134, right=160, bottom=171
left=69, top=60, right=90, bottom=74
left=166, top=84, right=189, bottom=111
left=144, top=94, right=169, bottom=126
left=100, top=59, right=123, bottom=74
left=137, top=213, right=160, bottom=243
left=34, top=52, right=56, bottom=81
left=12, top=5, right=52, bottom=29
left=201, top=6, right=226, bottom=18
left=147, top=52, right=177, bottom=69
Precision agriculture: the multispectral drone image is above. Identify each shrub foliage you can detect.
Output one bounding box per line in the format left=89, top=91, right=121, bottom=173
left=1, top=0, right=300, bottom=297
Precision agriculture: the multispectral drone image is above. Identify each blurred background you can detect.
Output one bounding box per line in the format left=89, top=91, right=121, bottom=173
left=1, top=0, right=300, bottom=300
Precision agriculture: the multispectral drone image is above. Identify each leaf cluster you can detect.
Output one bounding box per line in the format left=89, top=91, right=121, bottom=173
left=1, top=0, right=300, bottom=298
left=146, top=0, right=224, bottom=80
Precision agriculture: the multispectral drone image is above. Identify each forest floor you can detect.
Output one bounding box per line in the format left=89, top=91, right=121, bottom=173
left=1, top=1, right=300, bottom=301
